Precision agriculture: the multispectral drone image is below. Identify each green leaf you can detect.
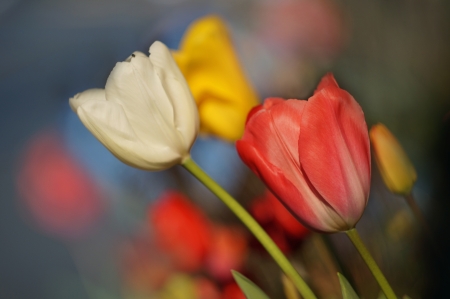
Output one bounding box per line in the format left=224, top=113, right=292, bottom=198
left=232, top=270, right=271, bottom=299
left=402, top=296, right=412, bottom=299
left=338, top=273, right=360, bottom=299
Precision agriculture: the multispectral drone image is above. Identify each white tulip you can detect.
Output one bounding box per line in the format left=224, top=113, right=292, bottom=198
left=69, top=41, right=199, bottom=170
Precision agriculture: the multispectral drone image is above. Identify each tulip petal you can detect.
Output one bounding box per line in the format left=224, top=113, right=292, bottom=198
left=299, top=77, right=370, bottom=223
left=105, top=51, right=185, bottom=154
left=237, top=140, right=346, bottom=232
left=150, top=41, right=199, bottom=150
left=238, top=98, right=349, bottom=232
left=199, top=99, right=244, bottom=141
left=69, top=88, right=105, bottom=112
left=173, top=16, right=259, bottom=142
left=77, top=100, right=180, bottom=170
left=313, top=72, right=339, bottom=94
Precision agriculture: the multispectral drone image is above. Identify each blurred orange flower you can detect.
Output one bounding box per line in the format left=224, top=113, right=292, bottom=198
left=16, top=130, right=104, bottom=240
left=370, top=123, right=417, bottom=195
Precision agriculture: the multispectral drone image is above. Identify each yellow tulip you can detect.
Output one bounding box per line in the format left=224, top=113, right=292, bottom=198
left=369, top=123, right=417, bottom=195
left=173, top=15, right=259, bottom=142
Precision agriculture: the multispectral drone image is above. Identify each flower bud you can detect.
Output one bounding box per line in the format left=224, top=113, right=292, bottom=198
left=237, top=73, right=371, bottom=233
left=70, top=41, right=199, bottom=171
left=370, top=123, right=417, bottom=195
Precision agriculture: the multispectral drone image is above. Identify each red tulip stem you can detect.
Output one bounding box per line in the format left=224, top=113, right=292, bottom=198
left=404, top=193, right=432, bottom=237
left=182, top=157, right=317, bottom=299
left=404, top=193, right=442, bottom=259
left=345, top=228, right=397, bottom=299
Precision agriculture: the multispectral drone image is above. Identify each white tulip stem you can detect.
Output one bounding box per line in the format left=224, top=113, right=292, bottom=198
left=182, top=157, right=317, bottom=299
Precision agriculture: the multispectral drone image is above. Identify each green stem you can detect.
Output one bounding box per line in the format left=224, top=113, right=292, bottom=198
left=345, top=228, right=397, bottom=299
left=404, top=193, right=443, bottom=260
left=182, top=157, right=317, bottom=299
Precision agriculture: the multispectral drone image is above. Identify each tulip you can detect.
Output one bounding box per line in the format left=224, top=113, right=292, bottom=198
left=236, top=73, right=371, bottom=233
left=172, top=15, right=259, bottom=142
left=369, top=123, right=417, bottom=195
left=69, top=41, right=199, bottom=171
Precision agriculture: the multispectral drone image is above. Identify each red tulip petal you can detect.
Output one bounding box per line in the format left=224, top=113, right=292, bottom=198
left=313, top=72, right=339, bottom=94
left=299, top=77, right=370, bottom=225
left=237, top=140, right=347, bottom=233
left=238, top=97, right=352, bottom=232
left=245, top=104, right=263, bottom=125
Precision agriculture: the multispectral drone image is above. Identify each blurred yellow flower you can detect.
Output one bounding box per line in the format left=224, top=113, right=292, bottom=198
left=173, top=15, right=259, bottom=142
left=370, top=123, right=417, bottom=195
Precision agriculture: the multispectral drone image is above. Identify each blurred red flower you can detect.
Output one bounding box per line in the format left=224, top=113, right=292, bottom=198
left=205, top=225, right=249, bottom=282
left=120, top=235, right=173, bottom=292
left=17, top=130, right=104, bottom=240
left=257, top=0, right=346, bottom=60
left=195, top=277, right=222, bottom=299
left=148, top=191, right=211, bottom=271
left=222, top=282, right=246, bottom=299
left=251, top=191, right=310, bottom=253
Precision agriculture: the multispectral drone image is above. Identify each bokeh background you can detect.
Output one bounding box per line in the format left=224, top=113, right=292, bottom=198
left=2, top=0, right=450, bottom=298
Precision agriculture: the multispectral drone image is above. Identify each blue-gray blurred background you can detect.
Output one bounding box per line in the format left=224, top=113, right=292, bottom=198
left=1, top=0, right=450, bottom=298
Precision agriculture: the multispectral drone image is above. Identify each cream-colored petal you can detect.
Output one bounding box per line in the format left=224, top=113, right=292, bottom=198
left=69, top=88, right=105, bottom=112
left=77, top=100, right=181, bottom=170
left=105, top=51, right=184, bottom=154
left=149, top=41, right=199, bottom=151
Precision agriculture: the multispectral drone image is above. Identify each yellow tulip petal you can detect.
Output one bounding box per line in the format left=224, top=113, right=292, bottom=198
left=370, top=123, right=417, bottom=195
left=174, top=15, right=259, bottom=141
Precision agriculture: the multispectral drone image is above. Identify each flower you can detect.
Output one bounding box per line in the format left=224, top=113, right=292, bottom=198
left=148, top=191, right=211, bottom=271
left=222, top=282, right=246, bottom=299
left=236, top=73, right=371, bottom=233
left=369, top=123, right=417, bottom=195
left=205, top=225, right=248, bottom=282
left=69, top=41, right=199, bottom=171
left=250, top=191, right=310, bottom=253
left=172, top=15, right=259, bottom=142
left=16, top=130, right=104, bottom=240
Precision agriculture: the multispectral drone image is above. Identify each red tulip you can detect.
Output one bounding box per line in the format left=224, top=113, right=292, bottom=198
left=237, top=73, right=371, bottom=233
left=148, top=191, right=211, bottom=271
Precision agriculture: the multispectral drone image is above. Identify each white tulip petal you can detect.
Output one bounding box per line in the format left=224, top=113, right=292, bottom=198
left=77, top=100, right=181, bottom=170
left=77, top=100, right=138, bottom=143
left=105, top=54, right=183, bottom=153
left=69, top=88, right=105, bottom=112
left=149, top=41, right=199, bottom=150
left=128, top=52, right=175, bottom=127
left=69, top=41, right=199, bottom=171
